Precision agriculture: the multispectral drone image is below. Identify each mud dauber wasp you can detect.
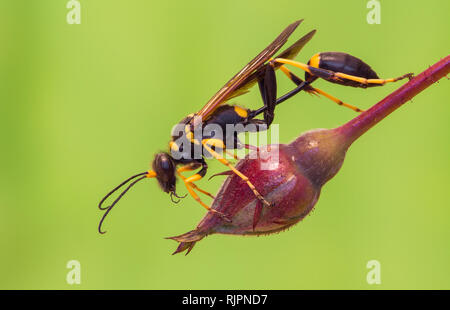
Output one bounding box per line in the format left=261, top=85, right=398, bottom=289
left=98, top=19, right=412, bottom=233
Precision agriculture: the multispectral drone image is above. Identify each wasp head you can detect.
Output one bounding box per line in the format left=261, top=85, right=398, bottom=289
left=152, top=152, right=177, bottom=194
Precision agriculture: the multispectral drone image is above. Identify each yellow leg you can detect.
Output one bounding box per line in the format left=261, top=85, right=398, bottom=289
left=183, top=181, right=228, bottom=220
left=309, top=87, right=365, bottom=112
left=225, top=149, right=241, bottom=160
left=177, top=168, right=215, bottom=199
left=274, top=58, right=312, bottom=73
left=177, top=163, right=200, bottom=173
left=202, top=139, right=272, bottom=208
left=184, top=132, right=270, bottom=209
left=279, top=65, right=364, bottom=113
left=333, top=72, right=413, bottom=85
left=176, top=164, right=230, bottom=221
left=274, top=58, right=413, bottom=86
left=187, top=133, right=239, bottom=161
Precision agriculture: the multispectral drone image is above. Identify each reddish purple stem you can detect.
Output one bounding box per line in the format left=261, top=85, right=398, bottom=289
left=338, top=55, right=450, bottom=145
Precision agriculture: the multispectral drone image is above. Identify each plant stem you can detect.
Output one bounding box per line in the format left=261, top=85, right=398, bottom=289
left=338, top=55, right=450, bottom=145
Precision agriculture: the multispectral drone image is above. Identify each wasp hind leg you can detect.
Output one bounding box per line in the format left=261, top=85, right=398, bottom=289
left=277, top=63, right=365, bottom=112
left=330, top=71, right=413, bottom=86
left=274, top=58, right=413, bottom=86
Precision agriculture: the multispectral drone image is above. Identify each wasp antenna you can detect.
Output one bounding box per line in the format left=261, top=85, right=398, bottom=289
left=98, top=172, right=148, bottom=210
left=98, top=175, right=147, bottom=234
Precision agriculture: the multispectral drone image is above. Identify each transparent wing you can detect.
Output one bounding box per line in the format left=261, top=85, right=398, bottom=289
left=195, top=20, right=306, bottom=122
left=226, top=29, right=317, bottom=101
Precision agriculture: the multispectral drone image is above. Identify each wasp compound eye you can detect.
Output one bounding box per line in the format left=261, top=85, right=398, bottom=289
left=152, top=153, right=176, bottom=193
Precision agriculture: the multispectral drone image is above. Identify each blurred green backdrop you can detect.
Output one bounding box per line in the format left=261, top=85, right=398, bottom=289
left=0, top=0, right=449, bottom=289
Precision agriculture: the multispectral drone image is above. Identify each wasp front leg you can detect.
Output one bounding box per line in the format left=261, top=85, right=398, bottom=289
left=177, top=162, right=231, bottom=222
left=177, top=163, right=215, bottom=199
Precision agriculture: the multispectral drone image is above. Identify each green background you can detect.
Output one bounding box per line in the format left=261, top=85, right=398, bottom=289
left=1, top=0, right=449, bottom=289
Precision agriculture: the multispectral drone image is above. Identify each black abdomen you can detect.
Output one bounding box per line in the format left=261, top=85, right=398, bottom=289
left=308, top=52, right=380, bottom=88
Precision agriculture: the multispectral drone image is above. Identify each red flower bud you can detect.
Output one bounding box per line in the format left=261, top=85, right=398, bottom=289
left=168, top=129, right=350, bottom=255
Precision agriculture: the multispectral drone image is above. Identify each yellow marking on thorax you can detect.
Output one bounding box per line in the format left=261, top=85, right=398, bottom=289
left=169, top=140, right=179, bottom=152
left=234, top=106, right=248, bottom=118
left=184, top=124, right=191, bottom=134
left=185, top=124, right=200, bottom=145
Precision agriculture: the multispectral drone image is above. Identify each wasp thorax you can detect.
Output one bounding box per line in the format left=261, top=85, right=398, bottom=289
left=152, top=152, right=177, bottom=193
